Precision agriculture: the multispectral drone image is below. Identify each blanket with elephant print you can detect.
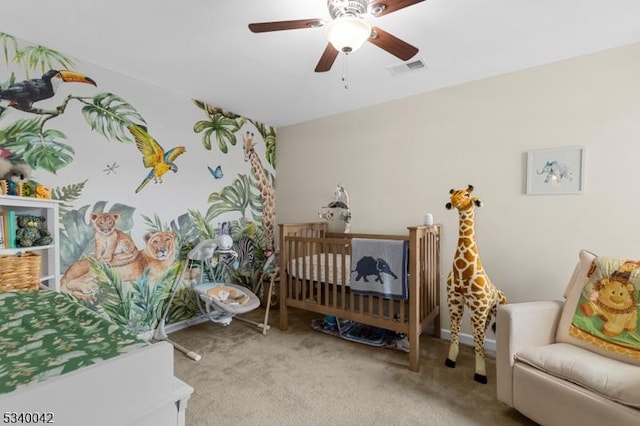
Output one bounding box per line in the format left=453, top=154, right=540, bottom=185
left=350, top=238, right=408, bottom=299
left=0, top=290, right=147, bottom=394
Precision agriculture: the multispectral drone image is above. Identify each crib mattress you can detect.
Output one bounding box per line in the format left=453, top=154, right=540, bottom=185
left=289, top=254, right=352, bottom=287
left=0, top=290, right=147, bottom=394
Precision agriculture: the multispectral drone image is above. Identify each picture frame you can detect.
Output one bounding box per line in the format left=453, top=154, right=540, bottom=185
left=526, top=147, right=585, bottom=195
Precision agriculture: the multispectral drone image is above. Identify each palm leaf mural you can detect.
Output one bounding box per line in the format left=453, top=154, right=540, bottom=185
left=0, top=34, right=75, bottom=79
left=0, top=33, right=18, bottom=66
left=250, top=120, right=277, bottom=168
left=0, top=73, right=16, bottom=121
left=187, top=209, right=218, bottom=240
left=59, top=205, right=97, bottom=271
left=14, top=44, right=75, bottom=77
left=130, top=264, right=178, bottom=329
left=61, top=217, right=187, bottom=330
left=193, top=100, right=244, bottom=153
left=167, top=286, right=199, bottom=323
left=230, top=267, right=263, bottom=293
left=0, top=117, right=41, bottom=159
left=89, top=260, right=174, bottom=335
left=92, top=259, right=133, bottom=327
left=0, top=33, right=149, bottom=160
left=1, top=94, right=149, bottom=173
left=0, top=124, right=74, bottom=173
left=170, top=213, right=199, bottom=260
left=51, top=180, right=88, bottom=217
left=192, top=100, right=242, bottom=120
left=16, top=129, right=74, bottom=173
left=206, top=174, right=263, bottom=221
left=0, top=117, right=41, bottom=139
left=141, top=213, right=166, bottom=233
left=81, top=93, right=146, bottom=143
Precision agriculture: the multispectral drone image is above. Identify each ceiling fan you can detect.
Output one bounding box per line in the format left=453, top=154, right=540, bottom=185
left=248, top=0, right=425, bottom=72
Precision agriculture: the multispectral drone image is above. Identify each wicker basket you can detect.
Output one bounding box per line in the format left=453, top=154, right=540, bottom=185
left=0, top=252, right=41, bottom=291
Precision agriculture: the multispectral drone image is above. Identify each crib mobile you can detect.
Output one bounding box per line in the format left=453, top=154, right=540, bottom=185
left=154, top=238, right=262, bottom=361
left=318, top=183, right=351, bottom=233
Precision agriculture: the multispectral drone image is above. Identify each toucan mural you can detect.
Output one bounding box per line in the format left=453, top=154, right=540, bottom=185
left=0, top=69, right=97, bottom=115
left=0, top=32, right=276, bottom=335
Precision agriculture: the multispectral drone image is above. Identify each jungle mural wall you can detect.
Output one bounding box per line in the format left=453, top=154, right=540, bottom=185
left=0, top=32, right=276, bottom=335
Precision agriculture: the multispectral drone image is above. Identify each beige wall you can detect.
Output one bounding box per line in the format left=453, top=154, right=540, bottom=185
left=275, top=43, right=640, bottom=336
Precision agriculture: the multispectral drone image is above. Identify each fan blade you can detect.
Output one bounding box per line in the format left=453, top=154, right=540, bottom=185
left=315, top=43, right=339, bottom=73
left=370, top=0, right=425, bottom=17
left=248, top=19, right=323, bottom=33
left=368, top=26, right=418, bottom=61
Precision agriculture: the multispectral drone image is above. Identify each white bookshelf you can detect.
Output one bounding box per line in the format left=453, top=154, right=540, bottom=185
left=0, top=195, right=61, bottom=291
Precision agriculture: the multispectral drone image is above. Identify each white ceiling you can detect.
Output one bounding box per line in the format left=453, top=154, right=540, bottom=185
left=1, top=0, right=639, bottom=127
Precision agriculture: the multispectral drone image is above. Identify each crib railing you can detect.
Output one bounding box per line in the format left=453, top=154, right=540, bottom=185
left=278, top=222, right=440, bottom=372
left=279, top=223, right=440, bottom=333
left=408, top=225, right=441, bottom=340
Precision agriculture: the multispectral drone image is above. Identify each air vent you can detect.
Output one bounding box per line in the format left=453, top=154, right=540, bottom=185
left=387, top=58, right=428, bottom=76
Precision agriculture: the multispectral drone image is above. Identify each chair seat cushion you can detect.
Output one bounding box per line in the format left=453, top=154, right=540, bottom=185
left=515, top=343, right=640, bottom=408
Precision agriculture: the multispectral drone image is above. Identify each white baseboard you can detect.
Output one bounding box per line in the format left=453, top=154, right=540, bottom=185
left=438, top=329, right=496, bottom=358
left=165, top=316, right=497, bottom=358
left=164, top=314, right=208, bottom=334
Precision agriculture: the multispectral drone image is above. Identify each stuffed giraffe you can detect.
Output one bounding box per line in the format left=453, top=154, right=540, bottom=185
left=445, top=185, right=507, bottom=384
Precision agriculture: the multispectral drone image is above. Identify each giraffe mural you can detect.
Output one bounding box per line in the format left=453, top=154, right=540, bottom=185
left=243, top=131, right=275, bottom=255
left=445, top=185, right=507, bottom=384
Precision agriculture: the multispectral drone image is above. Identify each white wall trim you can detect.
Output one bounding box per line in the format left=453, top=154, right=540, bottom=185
left=166, top=320, right=497, bottom=358
left=438, top=329, right=496, bottom=358
left=163, top=314, right=209, bottom=335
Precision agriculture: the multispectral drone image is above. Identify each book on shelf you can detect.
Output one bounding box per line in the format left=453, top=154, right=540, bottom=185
left=0, top=212, right=5, bottom=249
left=0, top=210, right=18, bottom=248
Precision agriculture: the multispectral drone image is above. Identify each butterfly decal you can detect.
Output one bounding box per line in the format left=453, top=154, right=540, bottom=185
left=208, top=165, right=223, bottom=179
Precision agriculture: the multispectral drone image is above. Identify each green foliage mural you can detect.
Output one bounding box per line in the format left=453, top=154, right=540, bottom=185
left=1, top=33, right=276, bottom=335
left=193, top=99, right=276, bottom=169
left=0, top=33, right=146, bottom=175
left=194, top=99, right=277, bottom=255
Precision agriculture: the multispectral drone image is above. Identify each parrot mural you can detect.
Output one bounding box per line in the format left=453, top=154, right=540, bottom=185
left=128, top=124, right=186, bottom=193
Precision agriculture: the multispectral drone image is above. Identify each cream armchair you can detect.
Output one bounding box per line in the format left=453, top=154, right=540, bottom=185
left=496, top=300, right=640, bottom=426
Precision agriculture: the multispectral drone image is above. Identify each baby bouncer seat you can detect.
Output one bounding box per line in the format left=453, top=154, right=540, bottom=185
left=193, top=282, right=260, bottom=326
left=155, top=238, right=265, bottom=361
left=185, top=239, right=261, bottom=326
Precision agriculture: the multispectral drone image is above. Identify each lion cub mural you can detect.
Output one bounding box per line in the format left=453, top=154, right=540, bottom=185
left=90, top=212, right=139, bottom=266
left=61, top=213, right=177, bottom=300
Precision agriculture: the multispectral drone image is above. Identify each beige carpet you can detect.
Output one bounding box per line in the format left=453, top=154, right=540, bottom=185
left=171, top=307, right=537, bottom=426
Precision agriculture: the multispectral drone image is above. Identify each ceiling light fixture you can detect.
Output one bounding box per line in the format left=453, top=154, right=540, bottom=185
left=324, top=16, right=372, bottom=53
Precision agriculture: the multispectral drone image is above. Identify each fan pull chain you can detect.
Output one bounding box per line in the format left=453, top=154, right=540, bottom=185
left=341, top=53, right=349, bottom=90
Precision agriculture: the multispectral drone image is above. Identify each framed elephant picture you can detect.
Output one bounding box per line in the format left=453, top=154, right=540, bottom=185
left=526, top=147, right=585, bottom=195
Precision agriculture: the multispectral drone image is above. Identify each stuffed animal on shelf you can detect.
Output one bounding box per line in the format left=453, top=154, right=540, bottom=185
left=16, top=215, right=53, bottom=247
left=0, top=158, right=32, bottom=196
left=35, top=184, right=52, bottom=199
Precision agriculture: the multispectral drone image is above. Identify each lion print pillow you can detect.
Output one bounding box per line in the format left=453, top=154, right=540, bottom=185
left=557, top=251, right=640, bottom=366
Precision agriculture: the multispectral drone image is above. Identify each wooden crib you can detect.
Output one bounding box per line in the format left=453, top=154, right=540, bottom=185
left=278, top=222, right=441, bottom=372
